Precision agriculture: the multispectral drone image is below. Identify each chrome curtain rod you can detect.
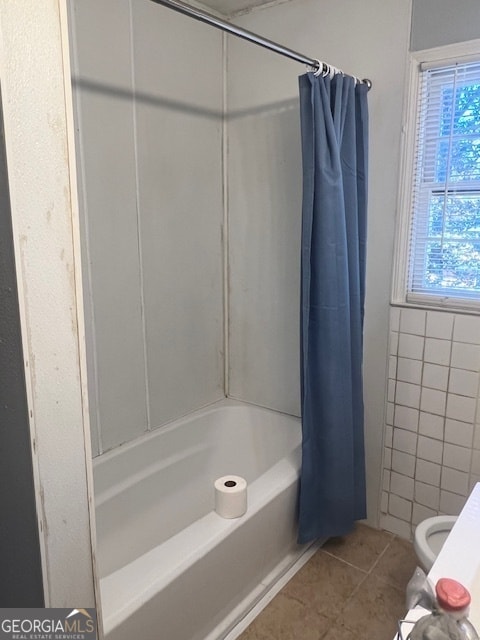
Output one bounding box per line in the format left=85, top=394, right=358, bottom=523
left=150, top=0, right=372, bottom=88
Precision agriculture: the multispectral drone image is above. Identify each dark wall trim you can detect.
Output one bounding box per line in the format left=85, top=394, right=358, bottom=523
left=0, top=85, right=44, bottom=606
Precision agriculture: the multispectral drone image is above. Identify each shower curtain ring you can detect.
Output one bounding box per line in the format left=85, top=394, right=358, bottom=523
left=307, top=59, right=323, bottom=76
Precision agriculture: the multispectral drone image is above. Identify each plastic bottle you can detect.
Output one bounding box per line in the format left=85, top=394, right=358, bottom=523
left=408, top=578, right=479, bottom=640
left=436, top=578, right=479, bottom=640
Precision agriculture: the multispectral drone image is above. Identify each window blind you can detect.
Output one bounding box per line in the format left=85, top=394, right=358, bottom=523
left=408, top=60, right=480, bottom=303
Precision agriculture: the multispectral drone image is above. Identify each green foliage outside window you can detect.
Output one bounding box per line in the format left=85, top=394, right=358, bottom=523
left=423, top=82, right=480, bottom=294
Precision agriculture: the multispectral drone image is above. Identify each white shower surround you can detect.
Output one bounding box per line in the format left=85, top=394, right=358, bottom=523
left=69, top=0, right=414, bottom=629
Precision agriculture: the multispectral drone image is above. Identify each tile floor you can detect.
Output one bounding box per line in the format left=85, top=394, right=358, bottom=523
left=238, top=524, right=418, bottom=640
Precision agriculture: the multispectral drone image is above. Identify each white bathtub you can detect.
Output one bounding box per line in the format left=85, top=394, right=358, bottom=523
left=93, top=399, right=307, bottom=640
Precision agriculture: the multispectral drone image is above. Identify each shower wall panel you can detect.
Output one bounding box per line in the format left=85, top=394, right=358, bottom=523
left=70, top=0, right=224, bottom=455
left=227, top=75, right=303, bottom=417
left=70, top=0, right=147, bottom=454
left=132, top=1, right=224, bottom=429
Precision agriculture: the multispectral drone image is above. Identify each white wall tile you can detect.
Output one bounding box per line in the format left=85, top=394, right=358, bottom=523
left=469, top=475, right=480, bottom=491
left=398, top=333, right=424, bottom=360
left=448, top=368, right=479, bottom=398
left=412, top=502, right=437, bottom=526
left=381, top=491, right=389, bottom=513
left=426, top=311, right=454, bottom=340
left=441, top=466, right=469, bottom=495
left=400, top=308, right=426, bottom=335
left=394, top=405, right=419, bottom=432
left=390, top=471, right=414, bottom=500
left=417, top=435, right=443, bottom=464
left=384, top=447, right=392, bottom=469
left=440, top=490, right=467, bottom=515
left=422, top=363, right=449, bottom=391
left=386, top=401, right=395, bottom=425
left=390, top=307, right=400, bottom=332
left=389, top=494, right=412, bottom=521
left=389, top=355, right=398, bottom=379
left=471, top=450, right=480, bottom=475
left=393, top=428, right=418, bottom=455
left=474, top=424, right=480, bottom=450
left=396, top=381, right=421, bottom=408
left=451, top=342, right=480, bottom=372
left=443, top=443, right=472, bottom=472
left=419, top=411, right=445, bottom=440
left=415, top=481, right=440, bottom=509
left=383, top=469, right=391, bottom=491
left=382, top=306, right=480, bottom=534
left=416, top=459, right=441, bottom=486
left=453, top=314, right=480, bottom=345
left=445, top=419, right=474, bottom=448
left=380, top=513, right=411, bottom=539
left=385, top=425, right=393, bottom=448
left=420, top=387, right=446, bottom=416
left=424, top=338, right=451, bottom=366
left=388, top=379, right=396, bottom=402
left=389, top=331, right=399, bottom=355
left=446, top=394, right=476, bottom=423
left=397, top=357, right=422, bottom=385
left=392, top=449, right=416, bottom=477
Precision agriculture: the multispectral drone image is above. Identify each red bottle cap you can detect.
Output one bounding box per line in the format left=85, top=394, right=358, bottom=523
left=436, top=578, right=471, bottom=611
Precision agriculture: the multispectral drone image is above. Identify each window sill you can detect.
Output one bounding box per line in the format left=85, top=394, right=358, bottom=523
left=390, top=293, right=480, bottom=316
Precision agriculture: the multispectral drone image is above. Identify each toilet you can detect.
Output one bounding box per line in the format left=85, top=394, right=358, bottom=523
left=414, top=516, right=458, bottom=571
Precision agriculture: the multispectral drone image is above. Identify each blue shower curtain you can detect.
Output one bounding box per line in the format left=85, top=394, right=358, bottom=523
left=298, top=72, right=368, bottom=544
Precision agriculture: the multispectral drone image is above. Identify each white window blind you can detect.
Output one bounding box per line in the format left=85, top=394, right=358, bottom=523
left=407, top=60, right=480, bottom=306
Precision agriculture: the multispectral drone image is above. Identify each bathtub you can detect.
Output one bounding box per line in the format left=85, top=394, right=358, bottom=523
left=93, top=399, right=307, bottom=640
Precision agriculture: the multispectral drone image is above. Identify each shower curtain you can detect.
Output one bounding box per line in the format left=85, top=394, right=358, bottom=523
left=298, top=72, right=368, bottom=544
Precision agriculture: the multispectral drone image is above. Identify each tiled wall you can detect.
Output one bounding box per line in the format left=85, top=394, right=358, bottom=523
left=380, top=306, right=480, bottom=539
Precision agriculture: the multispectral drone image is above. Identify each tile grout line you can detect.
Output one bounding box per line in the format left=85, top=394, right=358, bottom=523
left=317, top=535, right=396, bottom=624
left=367, top=535, right=396, bottom=577
left=366, top=535, right=416, bottom=594
left=320, top=533, right=393, bottom=577
left=316, top=537, right=400, bottom=639
left=343, top=537, right=394, bottom=604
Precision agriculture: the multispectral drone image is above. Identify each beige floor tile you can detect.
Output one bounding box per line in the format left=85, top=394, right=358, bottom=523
left=238, top=526, right=412, bottom=640
left=321, top=623, right=359, bottom=640
left=322, top=523, right=394, bottom=571
left=237, top=592, right=330, bottom=640
left=282, top=549, right=366, bottom=619
left=372, top=536, right=418, bottom=591
left=337, top=573, right=406, bottom=640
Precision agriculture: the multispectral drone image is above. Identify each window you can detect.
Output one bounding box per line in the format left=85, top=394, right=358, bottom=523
left=395, top=46, right=480, bottom=311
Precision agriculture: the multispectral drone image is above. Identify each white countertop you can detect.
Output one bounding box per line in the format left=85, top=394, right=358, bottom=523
left=398, top=483, right=480, bottom=639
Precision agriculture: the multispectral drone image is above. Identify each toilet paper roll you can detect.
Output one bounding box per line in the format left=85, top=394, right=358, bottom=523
left=214, top=475, right=247, bottom=519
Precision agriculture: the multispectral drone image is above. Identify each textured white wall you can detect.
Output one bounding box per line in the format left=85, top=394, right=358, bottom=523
left=227, top=0, right=412, bottom=525
left=70, top=0, right=224, bottom=454
left=0, top=1, right=96, bottom=607
left=411, top=0, right=480, bottom=51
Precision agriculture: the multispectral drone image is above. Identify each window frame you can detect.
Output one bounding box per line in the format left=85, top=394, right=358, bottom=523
left=392, top=38, right=480, bottom=313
